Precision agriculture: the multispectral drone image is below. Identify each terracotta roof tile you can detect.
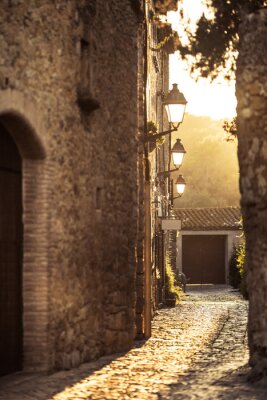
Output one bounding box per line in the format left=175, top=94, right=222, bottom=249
left=174, top=207, right=242, bottom=231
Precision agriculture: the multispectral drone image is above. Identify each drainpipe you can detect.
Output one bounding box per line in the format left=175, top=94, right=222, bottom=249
left=143, top=1, right=151, bottom=339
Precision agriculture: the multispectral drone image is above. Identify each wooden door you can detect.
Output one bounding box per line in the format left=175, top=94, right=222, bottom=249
left=182, top=235, right=226, bottom=284
left=0, top=122, right=23, bottom=376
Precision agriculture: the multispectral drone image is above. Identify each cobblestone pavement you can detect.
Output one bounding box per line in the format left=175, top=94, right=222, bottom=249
left=1, top=285, right=266, bottom=399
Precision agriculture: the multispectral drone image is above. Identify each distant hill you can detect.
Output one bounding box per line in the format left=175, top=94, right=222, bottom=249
left=172, top=114, right=240, bottom=208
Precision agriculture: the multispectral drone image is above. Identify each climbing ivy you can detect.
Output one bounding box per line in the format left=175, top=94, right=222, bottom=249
left=165, top=257, right=184, bottom=304
left=147, top=120, right=165, bottom=145
left=236, top=239, right=248, bottom=299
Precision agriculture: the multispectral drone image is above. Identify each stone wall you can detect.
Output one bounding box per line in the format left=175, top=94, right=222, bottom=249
left=237, top=8, right=267, bottom=374
left=0, top=0, right=139, bottom=372
left=134, top=0, right=173, bottom=331
left=147, top=13, right=171, bottom=311
left=136, top=22, right=146, bottom=338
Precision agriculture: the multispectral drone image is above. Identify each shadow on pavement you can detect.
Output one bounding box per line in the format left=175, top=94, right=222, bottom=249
left=158, top=364, right=267, bottom=400
left=0, top=340, right=147, bottom=400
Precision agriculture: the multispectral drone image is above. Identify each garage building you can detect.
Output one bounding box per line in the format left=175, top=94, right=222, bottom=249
left=175, top=207, right=242, bottom=284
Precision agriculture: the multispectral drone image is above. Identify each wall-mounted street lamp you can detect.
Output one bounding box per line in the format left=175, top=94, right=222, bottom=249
left=157, top=138, right=186, bottom=177
left=163, top=84, right=187, bottom=129
left=144, top=84, right=187, bottom=143
left=143, top=80, right=187, bottom=338
left=144, top=85, right=187, bottom=177
left=171, top=138, right=186, bottom=168
left=173, top=174, right=186, bottom=200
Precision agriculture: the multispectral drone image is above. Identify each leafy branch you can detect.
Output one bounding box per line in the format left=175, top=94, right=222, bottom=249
left=223, top=116, right=237, bottom=142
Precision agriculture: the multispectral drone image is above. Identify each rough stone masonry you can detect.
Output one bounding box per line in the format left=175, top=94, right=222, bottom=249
left=237, top=7, right=267, bottom=378
left=0, top=0, right=140, bottom=373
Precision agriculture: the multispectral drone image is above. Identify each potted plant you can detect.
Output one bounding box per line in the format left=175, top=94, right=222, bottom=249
left=165, top=257, right=184, bottom=307
left=147, top=120, right=165, bottom=152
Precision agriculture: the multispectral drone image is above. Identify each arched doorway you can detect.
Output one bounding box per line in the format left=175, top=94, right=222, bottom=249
left=0, top=122, right=23, bottom=376
left=0, top=91, right=50, bottom=373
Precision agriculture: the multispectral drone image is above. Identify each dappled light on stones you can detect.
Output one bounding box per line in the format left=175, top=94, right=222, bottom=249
left=1, top=0, right=267, bottom=398
left=0, top=286, right=259, bottom=400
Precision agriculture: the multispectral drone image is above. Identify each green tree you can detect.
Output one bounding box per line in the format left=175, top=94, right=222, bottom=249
left=236, top=239, right=248, bottom=299
left=178, top=0, right=267, bottom=80
left=223, top=117, right=237, bottom=141
left=229, top=246, right=241, bottom=289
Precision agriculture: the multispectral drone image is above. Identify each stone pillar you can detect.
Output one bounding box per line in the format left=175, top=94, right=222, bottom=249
left=237, top=8, right=267, bottom=378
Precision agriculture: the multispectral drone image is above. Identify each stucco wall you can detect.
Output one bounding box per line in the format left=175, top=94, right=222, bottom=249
left=0, top=0, right=139, bottom=372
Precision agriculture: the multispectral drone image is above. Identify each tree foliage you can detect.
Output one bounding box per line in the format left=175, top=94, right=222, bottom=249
left=165, top=257, right=184, bottom=304
left=223, top=116, right=237, bottom=141
left=228, top=240, right=248, bottom=298
left=229, top=246, right=241, bottom=289
left=236, top=239, right=248, bottom=299
left=178, top=0, right=267, bottom=80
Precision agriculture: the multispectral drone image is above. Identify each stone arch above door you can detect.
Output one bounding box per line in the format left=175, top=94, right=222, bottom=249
left=0, top=90, right=52, bottom=373
left=0, top=90, right=46, bottom=159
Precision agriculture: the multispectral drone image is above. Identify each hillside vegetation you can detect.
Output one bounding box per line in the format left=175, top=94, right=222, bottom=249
left=172, top=114, right=240, bottom=208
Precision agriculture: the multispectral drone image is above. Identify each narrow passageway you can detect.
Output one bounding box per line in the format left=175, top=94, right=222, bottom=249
left=1, top=286, right=265, bottom=400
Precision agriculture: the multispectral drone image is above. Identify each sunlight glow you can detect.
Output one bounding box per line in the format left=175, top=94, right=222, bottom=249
left=167, top=1, right=237, bottom=121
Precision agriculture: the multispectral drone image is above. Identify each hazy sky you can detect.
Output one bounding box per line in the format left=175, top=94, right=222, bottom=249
left=167, top=1, right=237, bottom=121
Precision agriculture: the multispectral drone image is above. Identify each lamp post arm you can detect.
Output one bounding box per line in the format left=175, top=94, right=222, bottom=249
left=157, top=166, right=180, bottom=177
left=144, top=127, right=177, bottom=142
left=172, top=194, right=182, bottom=200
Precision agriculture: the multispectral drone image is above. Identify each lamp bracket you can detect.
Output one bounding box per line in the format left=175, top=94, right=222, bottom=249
left=144, top=127, right=176, bottom=143
left=157, top=167, right=180, bottom=177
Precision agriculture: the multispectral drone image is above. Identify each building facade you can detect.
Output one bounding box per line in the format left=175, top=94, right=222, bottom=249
left=175, top=207, right=242, bottom=284
left=135, top=0, right=181, bottom=337
left=0, top=0, right=180, bottom=376
left=0, top=0, right=141, bottom=375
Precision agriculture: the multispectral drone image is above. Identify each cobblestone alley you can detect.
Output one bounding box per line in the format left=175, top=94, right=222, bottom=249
left=1, top=285, right=266, bottom=400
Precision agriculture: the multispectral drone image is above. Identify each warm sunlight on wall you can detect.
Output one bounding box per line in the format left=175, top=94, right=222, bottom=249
left=167, top=2, right=237, bottom=121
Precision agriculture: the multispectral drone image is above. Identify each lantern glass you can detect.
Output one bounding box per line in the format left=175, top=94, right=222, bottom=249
left=165, top=103, right=186, bottom=125
left=172, top=151, right=185, bottom=167
left=176, top=182, right=186, bottom=195
left=175, top=175, right=186, bottom=196
left=163, top=84, right=187, bottom=127
left=171, top=139, right=186, bottom=167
